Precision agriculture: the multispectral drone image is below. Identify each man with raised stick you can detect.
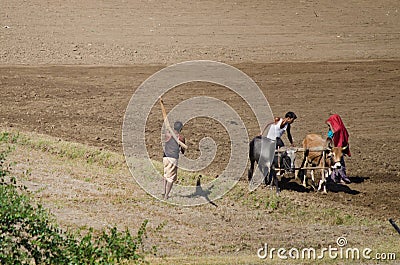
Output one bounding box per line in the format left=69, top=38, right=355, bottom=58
left=159, top=97, right=187, bottom=200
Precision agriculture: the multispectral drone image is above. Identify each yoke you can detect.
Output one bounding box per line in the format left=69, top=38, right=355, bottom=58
left=274, top=146, right=331, bottom=171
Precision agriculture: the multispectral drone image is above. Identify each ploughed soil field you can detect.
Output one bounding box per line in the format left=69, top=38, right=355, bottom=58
left=0, top=61, right=399, bottom=263
left=1, top=0, right=399, bottom=263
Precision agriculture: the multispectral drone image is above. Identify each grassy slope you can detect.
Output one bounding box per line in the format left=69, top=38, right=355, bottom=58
left=1, top=128, right=398, bottom=264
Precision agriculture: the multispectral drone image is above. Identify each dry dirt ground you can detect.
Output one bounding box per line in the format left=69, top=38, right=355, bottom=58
left=1, top=0, right=399, bottom=264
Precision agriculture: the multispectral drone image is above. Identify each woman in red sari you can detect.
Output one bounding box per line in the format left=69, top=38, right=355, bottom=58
left=326, top=114, right=351, bottom=183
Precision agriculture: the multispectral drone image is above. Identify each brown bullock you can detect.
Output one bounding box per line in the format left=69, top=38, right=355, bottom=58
left=300, top=134, right=346, bottom=193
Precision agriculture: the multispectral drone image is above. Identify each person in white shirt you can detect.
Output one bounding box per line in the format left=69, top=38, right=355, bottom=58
left=261, top=111, right=297, bottom=148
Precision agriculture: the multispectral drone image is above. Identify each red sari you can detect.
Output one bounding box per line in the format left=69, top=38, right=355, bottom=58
left=326, top=114, right=351, bottom=157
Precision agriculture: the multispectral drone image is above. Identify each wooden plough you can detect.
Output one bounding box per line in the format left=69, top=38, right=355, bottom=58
left=273, top=146, right=331, bottom=172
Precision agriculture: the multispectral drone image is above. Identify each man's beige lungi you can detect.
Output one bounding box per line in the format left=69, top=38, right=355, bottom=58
left=163, top=157, right=178, bottom=183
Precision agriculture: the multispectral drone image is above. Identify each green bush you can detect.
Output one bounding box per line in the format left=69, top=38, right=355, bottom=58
left=0, top=150, right=148, bottom=265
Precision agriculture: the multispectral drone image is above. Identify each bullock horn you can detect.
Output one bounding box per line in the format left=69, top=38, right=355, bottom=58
left=342, top=145, right=348, bottom=150
left=327, top=141, right=333, bottom=150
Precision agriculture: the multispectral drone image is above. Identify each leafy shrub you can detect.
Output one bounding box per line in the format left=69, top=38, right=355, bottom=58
left=0, top=150, right=148, bottom=265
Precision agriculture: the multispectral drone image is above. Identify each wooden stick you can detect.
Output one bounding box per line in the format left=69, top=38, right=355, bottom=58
left=389, top=219, right=400, bottom=235
left=275, top=147, right=330, bottom=153
left=274, top=167, right=330, bottom=170
left=159, top=97, right=188, bottom=150
left=299, top=167, right=330, bottom=170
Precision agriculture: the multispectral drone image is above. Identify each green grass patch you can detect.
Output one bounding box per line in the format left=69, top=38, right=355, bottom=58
left=1, top=130, right=213, bottom=185
left=0, top=146, right=150, bottom=265
left=0, top=130, right=123, bottom=169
